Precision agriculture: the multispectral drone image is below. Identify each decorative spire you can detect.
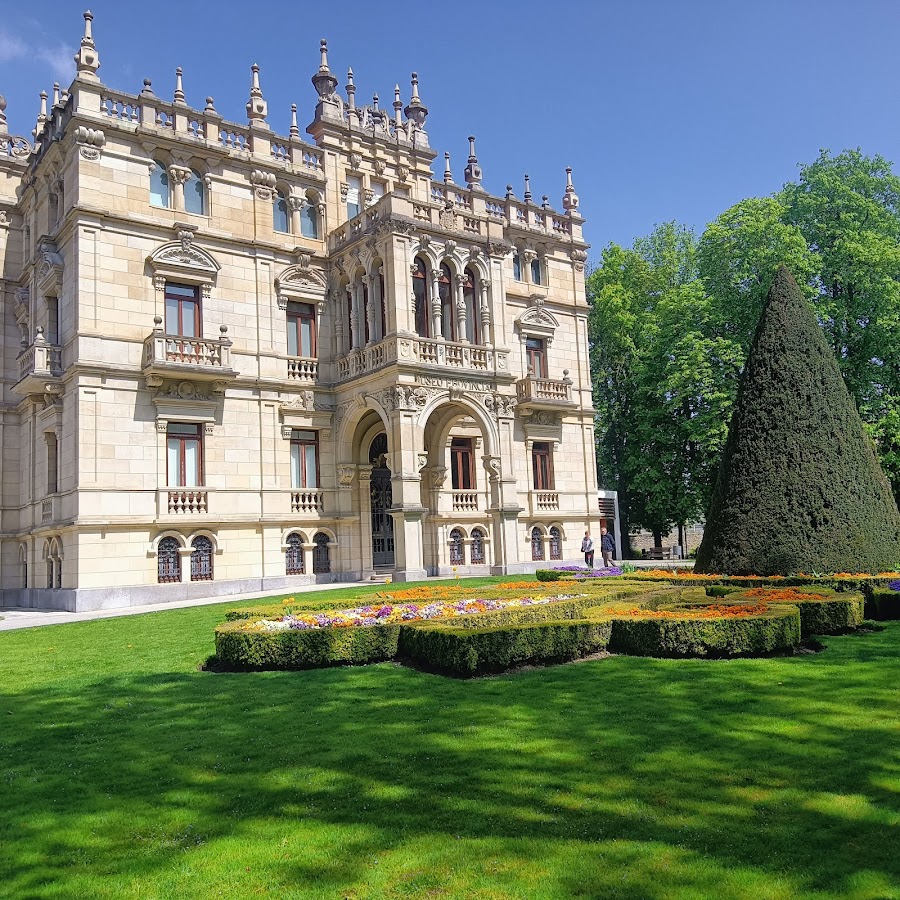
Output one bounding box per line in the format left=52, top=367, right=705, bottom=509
left=523, top=174, right=532, bottom=204
left=346, top=68, right=356, bottom=110
left=562, top=166, right=580, bottom=214
left=33, top=90, right=48, bottom=139
left=464, top=135, right=483, bottom=191
left=204, top=96, right=218, bottom=115
left=393, top=84, right=402, bottom=127
left=173, top=67, right=186, bottom=105
left=372, top=93, right=379, bottom=113
left=246, top=63, right=268, bottom=124
left=505, top=183, right=515, bottom=200
left=74, top=10, right=100, bottom=81
left=290, top=103, right=299, bottom=137
left=541, top=195, right=550, bottom=210
left=312, top=39, right=338, bottom=103
left=444, top=152, right=453, bottom=184
left=52, top=83, right=60, bottom=107
left=0, top=95, right=8, bottom=136
left=140, top=78, right=154, bottom=98
left=404, top=72, right=428, bottom=129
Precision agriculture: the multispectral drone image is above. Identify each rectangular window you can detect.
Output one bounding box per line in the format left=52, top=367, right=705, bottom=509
left=167, top=423, right=202, bottom=487
left=532, top=441, right=554, bottom=490
left=46, top=297, right=59, bottom=345
left=290, top=430, right=319, bottom=489
left=346, top=176, right=361, bottom=220
left=46, top=433, right=58, bottom=495
left=450, top=437, right=475, bottom=490
left=370, top=181, right=385, bottom=205
left=526, top=337, right=547, bottom=378
left=286, top=302, right=317, bottom=358
left=164, top=283, right=200, bottom=337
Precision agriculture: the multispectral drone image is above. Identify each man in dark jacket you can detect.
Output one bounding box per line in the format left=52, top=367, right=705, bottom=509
left=600, top=527, right=615, bottom=568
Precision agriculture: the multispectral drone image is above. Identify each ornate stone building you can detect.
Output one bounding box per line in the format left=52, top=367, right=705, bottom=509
left=0, top=12, right=618, bottom=610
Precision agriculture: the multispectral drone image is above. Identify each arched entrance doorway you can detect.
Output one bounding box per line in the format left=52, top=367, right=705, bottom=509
left=369, top=433, right=394, bottom=568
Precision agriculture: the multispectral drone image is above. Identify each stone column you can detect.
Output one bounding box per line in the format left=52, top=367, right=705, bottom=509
left=348, top=285, right=360, bottom=350
left=357, top=465, right=374, bottom=576
left=387, top=411, right=428, bottom=581
left=363, top=275, right=376, bottom=346
left=455, top=277, right=467, bottom=343
left=371, top=269, right=384, bottom=342
left=168, top=166, right=189, bottom=212
left=479, top=279, right=492, bottom=346
left=429, top=269, right=442, bottom=339
left=288, top=196, right=305, bottom=236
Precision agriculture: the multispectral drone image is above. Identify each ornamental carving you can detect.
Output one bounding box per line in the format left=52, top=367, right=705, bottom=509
left=483, top=393, right=516, bottom=417
left=373, top=385, right=437, bottom=413
left=488, top=240, right=513, bottom=257
left=570, top=249, right=588, bottom=272
left=525, top=410, right=561, bottom=426
left=281, top=390, right=316, bottom=411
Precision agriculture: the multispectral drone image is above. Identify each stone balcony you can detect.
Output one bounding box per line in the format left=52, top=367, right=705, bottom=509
left=337, top=334, right=510, bottom=382
left=529, top=490, right=561, bottom=515
left=159, top=488, right=209, bottom=516
left=142, top=319, right=238, bottom=386
left=515, top=372, right=577, bottom=412
left=13, top=329, right=63, bottom=398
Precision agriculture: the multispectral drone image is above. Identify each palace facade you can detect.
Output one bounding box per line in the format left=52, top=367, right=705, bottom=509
left=0, top=12, right=619, bottom=611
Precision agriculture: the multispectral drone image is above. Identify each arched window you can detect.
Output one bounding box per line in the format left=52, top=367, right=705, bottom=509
left=19, top=543, right=27, bottom=589
left=439, top=263, right=454, bottom=341
left=530, top=257, right=542, bottom=285
left=190, top=535, right=213, bottom=581
left=286, top=532, right=304, bottom=575
left=463, top=267, right=479, bottom=344
left=45, top=540, right=54, bottom=589
left=413, top=257, right=429, bottom=337
left=273, top=190, right=289, bottom=233
left=158, top=536, right=181, bottom=583
left=300, top=201, right=318, bottom=238
left=184, top=170, right=205, bottom=215
left=513, top=253, right=522, bottom=281
left=531, top=527, right=544, bottom=561
left=549, top=526, right=562, bottom=561
left=313, top=532, right=331, bottom=574
left=150, top=160, right=169, bottom=208
left=470, top=528, right=485, bottom=565
left=449, top=528, right=464, bottom=565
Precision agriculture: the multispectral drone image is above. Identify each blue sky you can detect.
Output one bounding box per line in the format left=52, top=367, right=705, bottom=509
left=2, top=1, right=899, bottom=257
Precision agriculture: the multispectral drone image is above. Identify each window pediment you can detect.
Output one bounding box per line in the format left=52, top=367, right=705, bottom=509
left=515, top=296, right=559, bottom=342
left=276, top=256, right=327, bottom=308
left=148, top=228, right=220, bottom=288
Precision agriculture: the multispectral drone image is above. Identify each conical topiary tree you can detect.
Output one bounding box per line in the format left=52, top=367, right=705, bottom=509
left=695, top=265, right=900, bottom=575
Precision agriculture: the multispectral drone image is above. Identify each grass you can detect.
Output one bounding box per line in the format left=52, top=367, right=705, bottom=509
left=1, top=578, right=898, bottom=899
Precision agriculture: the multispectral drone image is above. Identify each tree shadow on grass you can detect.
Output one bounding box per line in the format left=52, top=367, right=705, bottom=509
left=1, top=626, right=899, bottom=899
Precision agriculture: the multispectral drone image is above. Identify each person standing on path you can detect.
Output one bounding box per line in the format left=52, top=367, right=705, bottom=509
left=581, top=531, right=595, bottom=568
left=600, top=527, right=615, bottom=568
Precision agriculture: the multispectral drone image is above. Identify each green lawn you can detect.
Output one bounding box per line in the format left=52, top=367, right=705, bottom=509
left=1, top=581, right=898, bottom=900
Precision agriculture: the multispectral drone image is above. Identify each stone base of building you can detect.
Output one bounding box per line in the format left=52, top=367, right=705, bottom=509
left=0, top=573, right=341, bottom=613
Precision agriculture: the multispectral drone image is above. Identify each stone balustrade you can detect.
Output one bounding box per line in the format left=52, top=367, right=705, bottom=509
left=164, top=489, right=209, bottom=515
left=95, top=85, right=324, bottom=173
left=142, top=321, right=238, bottom=384
left=516, top=374, right=575, bottom=409
left=286, top=356, right=318, bottom=382
left=451, top=491, right=479, bottom=512
left=532, top=491, right=560, bottom=513
left=336, top=335, right=509, bottom=382
left=291, top=490, right=324, bottom=514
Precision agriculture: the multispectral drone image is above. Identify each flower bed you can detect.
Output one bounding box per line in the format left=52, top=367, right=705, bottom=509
left=214, top=582, right=867, bottom=674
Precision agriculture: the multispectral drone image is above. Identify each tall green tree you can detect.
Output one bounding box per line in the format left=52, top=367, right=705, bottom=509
left=588, top=223, right=741, bottom=551
left=695, top=266, right=900, bottom=575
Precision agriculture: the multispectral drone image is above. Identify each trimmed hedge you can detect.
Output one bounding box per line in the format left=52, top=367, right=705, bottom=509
left=398, top=619, right=612, bottom=677
left=867, top=589, right=900, bottom=621
left=608, top=606, right=800, bottom=658
left=214, top=620, right=400, bottom=670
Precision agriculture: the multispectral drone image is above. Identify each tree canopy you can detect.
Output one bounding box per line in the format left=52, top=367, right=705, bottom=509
left=590, top=148, right=900, bottom=553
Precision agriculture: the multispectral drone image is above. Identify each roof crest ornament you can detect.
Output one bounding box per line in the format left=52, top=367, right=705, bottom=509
left=247, top=63, right=268, bottom=125
left=74, top=10, right=100, bottom=81
left=464, top=135, right=483, bottom=192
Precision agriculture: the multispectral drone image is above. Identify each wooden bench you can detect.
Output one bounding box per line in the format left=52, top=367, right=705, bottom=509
left=644, top=546, right=677, bottom=561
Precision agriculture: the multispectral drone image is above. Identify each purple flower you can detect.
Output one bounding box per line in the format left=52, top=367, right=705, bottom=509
left=888, top=579, right=900, bottom=591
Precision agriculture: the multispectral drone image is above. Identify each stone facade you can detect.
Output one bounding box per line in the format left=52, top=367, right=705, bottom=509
left=0, top=12, right=617, bottom=611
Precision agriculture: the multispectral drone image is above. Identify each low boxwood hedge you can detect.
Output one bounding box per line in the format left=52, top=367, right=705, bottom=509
left=214, top=620, right=400, bottom=670
left=398, top=619, right=612, bottom=677
left=866, top=588, right=900, bottom=620
left=607, top=606, right=800, bottom=658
